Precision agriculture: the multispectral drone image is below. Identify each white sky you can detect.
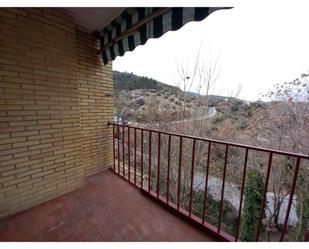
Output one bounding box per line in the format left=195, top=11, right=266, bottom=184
left=113, top=1, right=309, bottom=101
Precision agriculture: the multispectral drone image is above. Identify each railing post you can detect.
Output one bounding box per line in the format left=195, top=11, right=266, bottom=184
left=117, top=124, right=120, bottom=174
left=218, top=144, right=229, bottom=232
left=141, top=129, right=144, bottom=189
left=256, top=152, right=273, bottom=241
left=134, top=128, right=137, bottom=185
left=128, top=127, right=131, bottom=182
left=189, top=139, right=196, bottom=217
left=157, top=132, right=161, bottom=198
left=305, top=229, right=309, bottom=242
left=279, top=157, right=301, bottom=241
left=122, top=125, right=125, bottom=178
left=148, top=131, right=152, bottom=192
left=112, top=124, right=115, bottom=171
left=235, top=148, right=249, bottom=241
left=166, top=134, right=171, bottom=203
left=202, top=141, right=211, bottom=224
left=177, top=136, right=183, bottom=211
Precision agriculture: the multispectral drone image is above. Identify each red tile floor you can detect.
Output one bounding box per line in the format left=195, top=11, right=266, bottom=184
left=0, top=169, right=214, bottom=241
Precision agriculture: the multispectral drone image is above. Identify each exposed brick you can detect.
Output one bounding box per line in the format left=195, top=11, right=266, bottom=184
left=3, top=166, right=29, bottom=177
left=0, top=165, right=15, bottom=173
left=16, top=168, right=42, bottom=178
left=29, top=152, right=52, bottom=160
left=0, top=175, right=16, bottom=184
left=0, top=137, right=26, bottom=145
left=0, top=144, right=12, bottom=151
left=11, top=130, right=39, bottom=138
left=3, top=176, right=31, bottom=187
left=13, top=149, right=40, bottom=159
left=13, top=140, right=40, bottom=148
left=0, top=8, right=113, bottom=219
left=1, top=157, right=29, bottom=167
left=16, top=159, right=41, bottom=168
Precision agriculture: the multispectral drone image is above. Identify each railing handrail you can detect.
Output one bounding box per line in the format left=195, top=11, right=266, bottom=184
left=110, top=121, right=309, bottom=241
left=108, top=122, right=309, bottom=160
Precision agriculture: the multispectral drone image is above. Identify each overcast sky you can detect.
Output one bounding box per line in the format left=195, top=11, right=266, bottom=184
left=113, top=1, right=309, bottom=101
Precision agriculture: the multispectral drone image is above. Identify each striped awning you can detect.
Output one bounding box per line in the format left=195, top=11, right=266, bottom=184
left=96, top=7, right=230, bottom=64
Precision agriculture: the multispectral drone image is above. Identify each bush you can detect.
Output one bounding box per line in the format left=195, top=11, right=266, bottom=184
left=191, top=191, right=238, bottom=236
left=240, top=170, right=264, bottom=241
left=175, top=101, right=182, bottom=106
left=231, top=105, right=239, bottom=112
left=213, top=116, right=225, bottom=124
left=238, top=121, right=248, bottom=130
left=211, top=126, right=218, bottom=132
left=135, top=98, right=145, bottom=107
left=296, top=168, right=309, bottom=241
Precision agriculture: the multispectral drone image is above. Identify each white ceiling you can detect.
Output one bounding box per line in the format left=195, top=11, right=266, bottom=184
left=66, top=8, right=126, bottom=31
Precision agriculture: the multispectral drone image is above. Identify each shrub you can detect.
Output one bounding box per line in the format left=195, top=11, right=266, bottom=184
left=213, top=116, right=225, bottom=124
left=238, top=121, right=248, bottom=130
left=175, top=101, right=182, bottom=106
left=191, top=191, right=238, bottom=236
left=240, top=170, right=264, bottom=241
left=296, top=168, right=309, bottom=241
left=231, top=105, right=239, bottom=112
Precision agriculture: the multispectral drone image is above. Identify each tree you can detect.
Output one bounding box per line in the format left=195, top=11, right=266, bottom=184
left=296, top=166, right=309, bottom=241
left=240, top=170, right=264, bottom=241
left=256, top=72, right=309, bottom=240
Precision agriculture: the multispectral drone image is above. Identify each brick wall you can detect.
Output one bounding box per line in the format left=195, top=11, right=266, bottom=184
left=0, top=8, right=114, bottom=218
left=77, top=26, right=114, bottom=177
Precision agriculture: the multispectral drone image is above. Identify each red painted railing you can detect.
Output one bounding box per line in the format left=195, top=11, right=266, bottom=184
left=109, top=122, right=309, bottom=242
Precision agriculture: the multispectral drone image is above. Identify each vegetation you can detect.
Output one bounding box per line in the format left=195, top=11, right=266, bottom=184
left=192, top=191, right=238, bottom=235
left=114, top=69, right=309, bottom=241
left=240, top=170, right=264, bottom=241
left=113, top=70, right=180, bottom=93
left=296, top=167, right=309, bottom=241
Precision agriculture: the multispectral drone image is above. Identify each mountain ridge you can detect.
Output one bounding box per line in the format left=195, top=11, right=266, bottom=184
left=113, top=70, right=251, bottom=104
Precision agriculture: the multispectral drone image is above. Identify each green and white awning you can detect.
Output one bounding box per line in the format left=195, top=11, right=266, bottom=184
left=96, top=7, right=230, bottom=64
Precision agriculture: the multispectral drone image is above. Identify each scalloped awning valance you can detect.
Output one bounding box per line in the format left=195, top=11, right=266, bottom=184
left=95, top=7, right=230, bottom=64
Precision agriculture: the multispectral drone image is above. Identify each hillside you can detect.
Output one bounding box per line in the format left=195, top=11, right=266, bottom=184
left=113, top=70, right=309, bottom=154
left=113, top=70, right=264, bottom=123
left=113, top=70, right=181, bottom=93
left=112, top=71, right=309, bottom=241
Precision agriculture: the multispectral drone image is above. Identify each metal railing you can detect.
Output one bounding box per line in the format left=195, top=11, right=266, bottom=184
left=109, top=122, right=309, bottom=242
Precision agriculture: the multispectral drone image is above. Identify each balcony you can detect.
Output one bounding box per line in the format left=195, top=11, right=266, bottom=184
left=110, top=123, right=309, bottom=242
left=0, top=123, right=308, bottom=242
left=0, top=169, right=213, bottom=241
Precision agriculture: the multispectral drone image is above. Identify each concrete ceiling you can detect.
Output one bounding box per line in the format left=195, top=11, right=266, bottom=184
left=66, top=8, right=126, bottom=31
